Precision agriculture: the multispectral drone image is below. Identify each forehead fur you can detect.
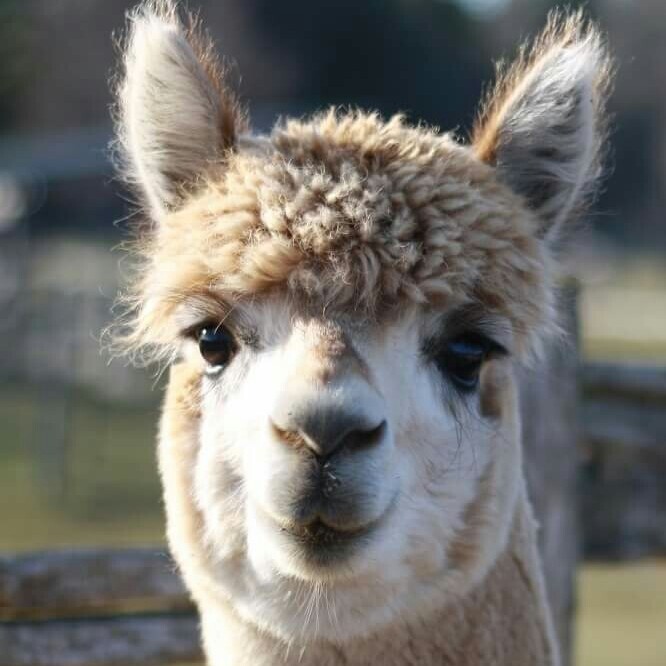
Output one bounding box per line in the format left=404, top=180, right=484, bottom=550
left=130, top=110, right=555, bottom=358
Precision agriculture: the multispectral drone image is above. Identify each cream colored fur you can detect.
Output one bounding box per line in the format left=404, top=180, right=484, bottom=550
left=112, top=3, right=612, bottom=664
left=115, top=0, right=244, bottom=219
left=160, top=358, right=558, bottom=665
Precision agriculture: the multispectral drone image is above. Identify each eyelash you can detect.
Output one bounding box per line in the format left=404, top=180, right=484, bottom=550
left=428, top=332, right=506, bottom=393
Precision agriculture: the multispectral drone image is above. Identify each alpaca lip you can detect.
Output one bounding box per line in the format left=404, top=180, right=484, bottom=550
left=280, top=492, right=398, bottom=559
left=283, top=518, right=376, bottom=546
left=280, top=517, right=381, bottom=567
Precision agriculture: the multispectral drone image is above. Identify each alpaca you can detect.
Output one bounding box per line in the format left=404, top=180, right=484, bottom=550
left=112, top=3, right=612, bottom=664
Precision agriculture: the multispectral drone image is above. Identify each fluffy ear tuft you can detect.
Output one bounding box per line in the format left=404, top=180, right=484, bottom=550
left=473, top=10, right=613, bottom=237
left=114, top=0, right=245, bottom=219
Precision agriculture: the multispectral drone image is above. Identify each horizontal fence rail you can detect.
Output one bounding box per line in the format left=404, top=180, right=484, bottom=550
left=1, top=361, right=664, bottom=665
left=0, top=615, right=200, bottom=666
left=579, top=363, right=666, bottom=560
left=0, top=550, right=200, bottom=666
left=581, top=363, right=666, bottom=450
left=0, top=549, right=191, bottom=622
left=582, top=363, right=666, bottom=402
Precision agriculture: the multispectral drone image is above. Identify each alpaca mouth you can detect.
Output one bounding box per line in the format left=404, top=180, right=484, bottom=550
left=278, top=492, right=398, bottom=568
left=280, top=517, right=381, bottom=567
left=283, top=518, right=377, bottom=546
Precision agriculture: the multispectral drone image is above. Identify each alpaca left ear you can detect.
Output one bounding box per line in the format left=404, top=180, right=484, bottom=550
left=115, top=1, right=244, bottom=220
left=473, top=11, right=613, bottom=238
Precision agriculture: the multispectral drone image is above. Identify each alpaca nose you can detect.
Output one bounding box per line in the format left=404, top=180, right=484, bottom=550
left=270, top=398, right=386, bottom=460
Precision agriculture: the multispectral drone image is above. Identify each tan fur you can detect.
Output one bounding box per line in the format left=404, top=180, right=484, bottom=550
left=445, top=459, right=497, bottom=572
left=296, top=322, right=372, bottom=384
left=121, top=115, right=556, bottom=364
left=478, top=359, right=506, bottom=420
left=111, top=4, right=613, bottom=665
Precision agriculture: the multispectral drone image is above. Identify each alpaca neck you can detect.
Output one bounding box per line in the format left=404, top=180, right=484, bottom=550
left=199, top=491, right=560, bottom=666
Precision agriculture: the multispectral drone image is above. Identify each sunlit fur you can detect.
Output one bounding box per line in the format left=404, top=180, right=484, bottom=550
left=473, top=9, right=613, bottom=235
left=112, top=3, right=611, bottom=664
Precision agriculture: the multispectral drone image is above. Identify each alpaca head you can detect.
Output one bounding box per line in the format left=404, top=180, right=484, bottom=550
left=114, top=2, right=611, bottom=644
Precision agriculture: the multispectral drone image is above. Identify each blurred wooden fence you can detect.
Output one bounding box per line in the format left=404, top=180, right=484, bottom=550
left=0, top=550, right=199, bottom=666
left=581, top=363, right=666, bottom=559
left=1, top=360, right=664, bottom=666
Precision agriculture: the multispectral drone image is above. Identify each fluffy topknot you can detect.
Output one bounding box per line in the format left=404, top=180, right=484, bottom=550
left=111, top=5, right=612, bottom=366
left=120, top=110, right=555, bottom=363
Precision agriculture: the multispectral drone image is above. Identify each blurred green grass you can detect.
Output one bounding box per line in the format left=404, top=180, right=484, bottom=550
left=580, top=253, right=666, bottom=362
left=0, top=383, right=164, bottom=551
left=576, top=561, right=666, bottom=666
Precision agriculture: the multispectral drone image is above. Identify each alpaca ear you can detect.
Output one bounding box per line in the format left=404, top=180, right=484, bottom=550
left=115, top=1, right=244, bottom=219
left=472, top=11, right=612, bottom=238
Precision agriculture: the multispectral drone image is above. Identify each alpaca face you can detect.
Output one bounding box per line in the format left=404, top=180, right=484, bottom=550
left=115, top=1, right=610, bottom=647
left=193, top=300, right=516, bottom=572
left=174, top=294, right=521, bottom=640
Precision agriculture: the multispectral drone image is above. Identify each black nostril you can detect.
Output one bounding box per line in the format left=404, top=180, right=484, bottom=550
left=343, top=420, right=386, bottom=454
left=271, top=408, right=386, bottom=460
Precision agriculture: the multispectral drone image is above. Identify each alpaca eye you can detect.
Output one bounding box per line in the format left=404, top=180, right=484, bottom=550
left=436, top=335, right=490, bottom=392
left=197, top=325, right=236, bottom=368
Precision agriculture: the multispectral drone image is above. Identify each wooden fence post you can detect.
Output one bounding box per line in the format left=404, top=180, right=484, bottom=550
left=519, top=287, right=581, bottom=666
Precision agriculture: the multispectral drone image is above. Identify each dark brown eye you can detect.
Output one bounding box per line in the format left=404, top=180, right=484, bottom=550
left=436, top=334, right=493, bottom=392
left=198, top=325, right=236, bottom=368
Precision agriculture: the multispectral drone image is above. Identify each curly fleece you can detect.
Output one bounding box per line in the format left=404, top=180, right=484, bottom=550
left=132, top=110, right=555, bottom=359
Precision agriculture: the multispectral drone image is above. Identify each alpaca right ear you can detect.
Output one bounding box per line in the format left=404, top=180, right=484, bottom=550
left=116, top=1, right=243, bottom=219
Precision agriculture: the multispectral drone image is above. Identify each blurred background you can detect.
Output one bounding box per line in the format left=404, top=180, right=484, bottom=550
left=0, top=1, right=664, bottom=665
